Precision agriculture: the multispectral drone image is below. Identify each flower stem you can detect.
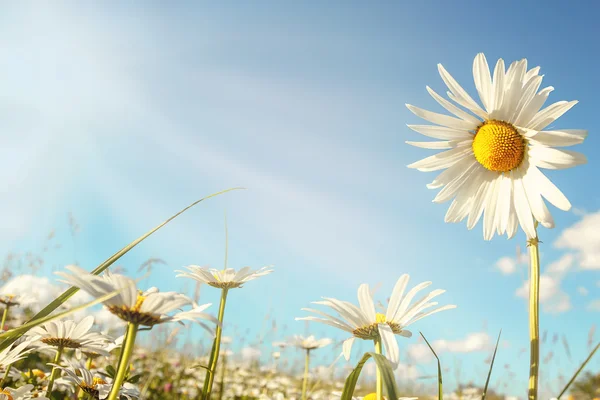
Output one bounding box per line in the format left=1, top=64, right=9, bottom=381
left=107, top=323, right=139, bottom=400
left=374, top=337, right=383, bottom=400
left=528, top=226, right=541, bottom=400
left=202, top=288, right=229, bottom=400
left=301, top=349, right=311, bottom=400
left=0, top=364, right=11, bottom=387
left=217, top=353, right=227, bottom=400
left=0, top=306, right=9, bottom=331
left=46, top=346, right=64, bottom=395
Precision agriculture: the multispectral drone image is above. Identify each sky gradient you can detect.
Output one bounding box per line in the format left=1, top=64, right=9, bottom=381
left=1, top=2, right=600, bottom=398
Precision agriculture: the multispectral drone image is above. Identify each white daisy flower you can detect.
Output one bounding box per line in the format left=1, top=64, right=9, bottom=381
left=406, top=52, right=587, bottom=240
left=275, top=335, right=333, bottom=351
left=296, top=274, right=455, bottom=368
left=0, top=384, right=49, bottom=400
left=26, top=316, right=111, bottom=356
left=52, top=364, right=132, bottom=399
left=55, top=265, right=217, bottom=333
left=0, top=294, right=35, bottom=309
left=0, top=336, right=38, bottom=370
left=176, top=265, right=274, bottom=289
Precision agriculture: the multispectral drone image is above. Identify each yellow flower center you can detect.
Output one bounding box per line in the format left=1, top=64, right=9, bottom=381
left=32, top=369, right=46, bottom=379
left=375, top=313, right=387, bottom=324
left=363, top=394, right=377, bottom=400
left=92, top=377, right=107, bottom=386
left=0, top=389, right=13, bottom=400
left=132, top=294, right=146, bottom=312
left=472, top=120, right=525, bottom=172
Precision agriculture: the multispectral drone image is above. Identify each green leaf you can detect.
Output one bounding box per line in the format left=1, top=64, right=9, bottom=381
left=105, top=365, right=116, bottom=378
left=420, top=332, right=443, bottom=400
left=482, top=330, right=502, bottom=400
left=0, top=187, right=243, bottom=351
left=128, top=373, right=142, bottom=384
left=190, top=365, right=213, bottom=375
left=340, top=352, right=400, bottom=400
left=557, top=341, right=600, bottom=399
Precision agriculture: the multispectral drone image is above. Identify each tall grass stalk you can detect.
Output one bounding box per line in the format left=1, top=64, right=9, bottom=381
left=107, top=323, right=139, bottom=400
left=201, top=288, right=229, bottom=399
left=46, top=345, right=64, bottom=395
left=301, top=349, right=310, bottom=400
left=528, top=224, right=541, bottom=400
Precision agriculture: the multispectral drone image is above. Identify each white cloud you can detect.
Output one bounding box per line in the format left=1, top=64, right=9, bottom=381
left=577, top=286, right=589, bottom=296
left=408, top=332, right=492, bottom=364
left=546, top=253, right=574, bottom=278
left=587, top=300, right=600, bottom=312
left=555, top=211, right=600, bottom=269
left=515, top=274, right=572, bottom=314
left=496, top=256, right=517, bottom=275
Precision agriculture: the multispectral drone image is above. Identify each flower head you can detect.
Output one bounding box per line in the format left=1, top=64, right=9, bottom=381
left=406, top=53, right=587, bottom=240
left=55, top=265, right=217, bottom=333
left=297, top=274, right=455, bottom=368
left=0, top=384, right=48, bottom=400
left=27, top=316, right=111, bottom=356
left=176, top=265, right=274, bottom=289
left=274, top=335, right=333, bottom=351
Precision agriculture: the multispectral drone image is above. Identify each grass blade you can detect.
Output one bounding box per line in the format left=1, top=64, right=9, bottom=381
left=482, top=330, right=502, bottom=400
left=420, top=332, right=443, bottom=400
left=557, top=341, right=600, bottom=399
left=0, top=187, right=243, bottom=350
left=340, top=352, right=400, bottom=400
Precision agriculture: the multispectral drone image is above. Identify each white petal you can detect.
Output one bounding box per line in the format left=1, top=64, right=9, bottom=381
left=489, top=58, right=505, bottom=116
left=357, top=284, right=376, bottom=322
left=342, top=337, right=355, bottom=361
left=405, top=140, right=454, bottom=150
left=514, top=86, right=554, bottom=127
left=438, top=63, right=487, bottom=120
left=427, top=156, right=477, bottom=189
left=378, top=324, right=399, bottom=370
left=407, top=124, right=473, bottom=140
left=426, top=86, right=481, bottom=124
left=406, top=104, right=478, bottom=131
left=528, top=100, right=578, bottom=131
left=386, top=275, right=410, bottom=322
left=525, top=165, right=571, bottom=211
left=529, top=129, right=588, bottom=147
left=467, top=170, right=496, bottom=230
left=407, top=146, right=473, bottom=172
left=433, top=160, right=479, bottom=203
left=528, top=147, right=587, bottom=170
left=483, top=176, right=501, bottom=241
left=473, top=53, right=493, bottom=112
left=512, top=173, right=536, bottom=239
left=522, top=163, right=555, bottom=229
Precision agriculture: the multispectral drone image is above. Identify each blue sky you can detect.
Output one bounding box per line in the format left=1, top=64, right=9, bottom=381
left=1, top=1, right=599, bottom=397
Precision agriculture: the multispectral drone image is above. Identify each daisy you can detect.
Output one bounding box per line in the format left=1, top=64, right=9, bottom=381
left=176, top=265, right=274, bottom=289
left=0, top=294, right=34, bottom=309
left=55, top=265, right=217, bottom=331
left=277, top=335, right=333, bottom=351
left=0, top=336, right=37, bottom=370
left=406, top=52, right=587, bottom=240
left=26, top=316, right=111, bottom=356
left=296, top=274, right=455, bottom=368
left=52, top=365, right=139, bottom=400
left=0, top=384, right=49, bottom=400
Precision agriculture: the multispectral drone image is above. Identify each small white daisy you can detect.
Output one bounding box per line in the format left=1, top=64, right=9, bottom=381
left=55, top=265, right=217, bottom=332
left=275, top=335, right=333, bottom=351
left=0, top=384, right=49, bottom=400
left=26, top=316, right=111, bottom=356
left=176, top=265, right=274, bottom=289
left=406, top=52, right=587, bottom=240
left=297, top=274, right=455, bottom=368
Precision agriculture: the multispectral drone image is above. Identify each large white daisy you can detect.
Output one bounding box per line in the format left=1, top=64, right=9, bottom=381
left=406, top=53, right=587, bottom=240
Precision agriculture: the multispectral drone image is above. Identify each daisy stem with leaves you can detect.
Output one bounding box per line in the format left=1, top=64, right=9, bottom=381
left=107, top=322, right=139, bottom=400
left=202, top=288, right=228, bottom=400
left=301, top=349, right=310, bottom=400
left=374, top=337, right=384, bottom=400
left=528, top=223, right=541, bottom=400
left=46, top=345, right=64, bottom=395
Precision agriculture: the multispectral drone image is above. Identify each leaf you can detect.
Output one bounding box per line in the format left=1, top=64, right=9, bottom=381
left=105, top=365, right=116, bottom=379
left=190, top=365, right=213, bottom=375
left=420, top=332, right=443, bottom=400
left=482, top=330, right=502, bottom=400
left=340, top=352, right=400, bottom=400
left=0, top=187, right=243, bottom=351
left=557, top=341, right=600, bottom=399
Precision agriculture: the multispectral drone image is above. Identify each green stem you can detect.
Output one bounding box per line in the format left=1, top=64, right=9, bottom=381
left=528, top=226, right=540, bottom=400
left=301, top=349, right=310, bottom=400
left=107, top=323, right=139, bottom=400
left=217, top=353, right=227, bottom=400
left=0, top=364, right=11, bottom=387
left=46, top=346, right=64, bottom=395
left=201, top=288, right=228, bottom=400
left=374, top=338, right=383, bottom=400
left=0, top=306, right=9, bottom=331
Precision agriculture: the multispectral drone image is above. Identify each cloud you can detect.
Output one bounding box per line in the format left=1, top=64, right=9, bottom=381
left=587, top=300, right=600, bottom=312
left=515, top=253, right=574, bottom=314
left=407, top=332, right=492, bottom=364
left=496, top=257, right=517, bottom=275
left=555, top=211, right=600, bottom=270
left=577, top=286, right=589, bottom=296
